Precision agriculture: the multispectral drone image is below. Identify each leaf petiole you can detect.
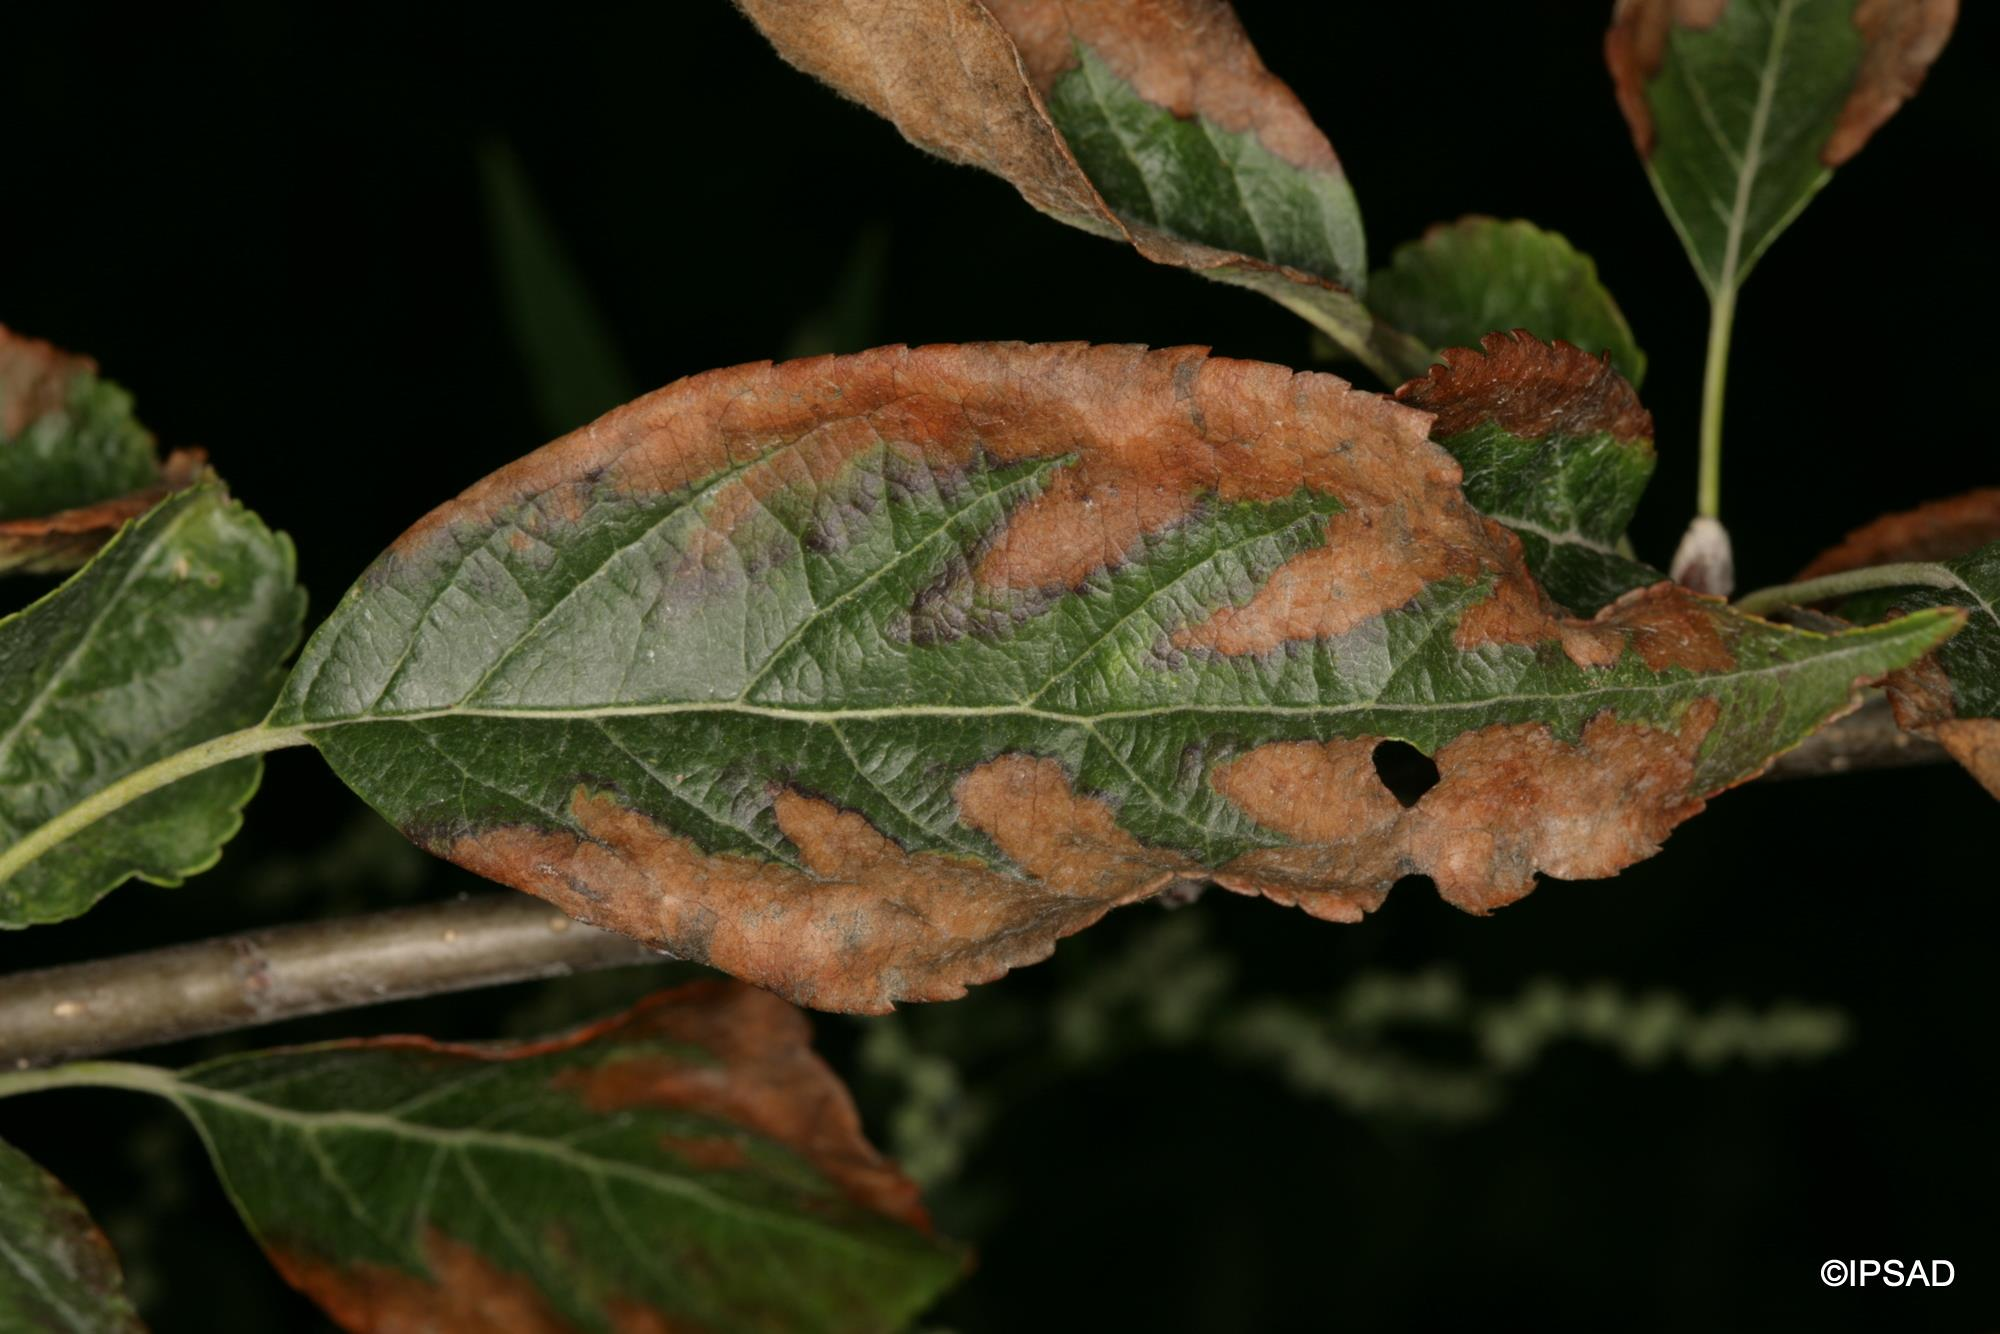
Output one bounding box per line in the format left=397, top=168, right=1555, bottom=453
left=0, top=724, right=310, bottom=887
left=0, top=1060, right=174, bottom=1103
left=1734, top=562, right=1963, bottom=617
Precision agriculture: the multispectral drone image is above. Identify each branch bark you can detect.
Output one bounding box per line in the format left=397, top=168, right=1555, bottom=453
left=0, top=894, right=662, bottom=1069
left=0, top=699, right=1950, bottom=1070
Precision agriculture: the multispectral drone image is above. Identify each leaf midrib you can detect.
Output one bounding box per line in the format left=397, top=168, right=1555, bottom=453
left=291, top=616, right=1944, bottom=732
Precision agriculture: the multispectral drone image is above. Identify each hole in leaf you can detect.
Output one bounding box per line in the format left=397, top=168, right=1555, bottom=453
left=1371, top=740, right=1439, bottom=808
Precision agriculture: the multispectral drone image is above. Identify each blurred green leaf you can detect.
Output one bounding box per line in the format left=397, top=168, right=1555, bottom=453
left=0, top=1136, right=143, bottom=1333
left=477, top=142, right=636, bottom=438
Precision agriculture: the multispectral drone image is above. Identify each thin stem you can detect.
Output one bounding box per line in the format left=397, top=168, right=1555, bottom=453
left=0, top=724, right=309, bottom=886
left=1698, top=284, right=1734, bottom=520
left=0, top=1060, right=177, bottom=1102
left=0, top=894, right=664, bottom=1068
left=1734, top=562, right=1960, bottom=616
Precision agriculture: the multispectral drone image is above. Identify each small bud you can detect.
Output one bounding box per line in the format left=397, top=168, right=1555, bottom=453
left=1671, top=516, right=1734, bottom=597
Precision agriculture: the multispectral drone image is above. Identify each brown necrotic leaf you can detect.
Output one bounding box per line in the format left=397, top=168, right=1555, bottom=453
left=0, top=325, right=205, bottom=575
left=270, top=342, right=1957, bottom=1012
left=734, top=0, right=1426, bottom=381
left=148, top=982, right=963, bottom=1333
left=1797, top=487, right=2000, bottom=579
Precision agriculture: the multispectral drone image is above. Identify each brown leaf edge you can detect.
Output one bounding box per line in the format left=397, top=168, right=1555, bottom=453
left=330, top=340, right=1949, bottom=1013
left=0, top=448, right=210, bottom=574
left=732, top=0, right=1426, bottom=378
left=1392, top=330, right=1653, bottom=448
left=1796, top=487, right=2000, bottom=579
left=1800, top=487, right=2000, bottom=798
left=1606, top=0, right=1957, bottom=165
left=262, top=981, right=956, bottom=1333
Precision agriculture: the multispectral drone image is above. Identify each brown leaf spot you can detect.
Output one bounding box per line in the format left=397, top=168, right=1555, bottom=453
left=985, top=0, right=1345, bottom=174
left=267, top=1229, right=572, bottom=1334
left=1797, top=487, right=2000, bottom=578
left=545, top=981, right=932, bottom=1229
left=448, top=772, right=1188, bottom=1013
left=954, top=752, right=1200, bottom=895
left=1394, top=331, right=1653, bottom=446
left=1212, top=701, right=1720, bottom=919
left=1605, top=0, right=1730, bottom=158
left=1173, top=503, right=1458, bottom=655
left=1825, top=0, right=1957, bottom=166
left=1590, top=582, right=1734, bottom=672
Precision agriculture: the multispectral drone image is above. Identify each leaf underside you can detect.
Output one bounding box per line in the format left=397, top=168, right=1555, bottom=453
left=736, top=0, right=1428, bottom=377
left=1369, top=217, right=1648, bottom=387
left=0, top=485, right=305, bottom=926
left=0, top=1138, right=143, bottom=1333
left=1606, top=0, right=1955, bottom=295
left=161, top=983, right=961, bottom=1333
left=273, top=341, right=1955, bottom=1012
left=0, top=324, right=204, bottom=576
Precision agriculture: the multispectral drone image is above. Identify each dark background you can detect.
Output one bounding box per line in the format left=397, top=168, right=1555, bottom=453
left=3, top=3, right=1995, bottom=1330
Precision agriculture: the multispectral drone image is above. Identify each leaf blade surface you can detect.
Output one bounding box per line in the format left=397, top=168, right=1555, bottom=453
left=275, top=343, right=1955, bottom=1010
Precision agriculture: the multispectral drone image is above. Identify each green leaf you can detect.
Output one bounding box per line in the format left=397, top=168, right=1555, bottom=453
left=737, top=0, right=1430, bottom=381
left=0, top=1138, right=143, bottom=1333
left=0, top=325, right=201, bottom=576
left=1606, top=0, right=1955, bottom=298
left=0, top=485, right=305, bottom=926
left=1369, top=218, right=1647, bottom=387
left=1395, top=332, right=1664, bottom=613
left=1044, top=42, right=1365, bottom=292
left=48, top=984, right=963, bottom=1333
left=477, top=142, right=637, bottom=438
left=271, top=343, right=1955, bottom=1011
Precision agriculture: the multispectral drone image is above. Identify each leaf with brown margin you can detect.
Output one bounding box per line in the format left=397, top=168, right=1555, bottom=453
left=734, top=0, right=1427, bottom=381
left=78, top=982, right=963, bottom=1333
left=0, top=325, right=202, bottom=575
left=0, top=1137, right=144, bottom=1333
left=1606, top=0, right=1956, bottom=300
left=1395, top=333, right=1664, bottom=614
left=1803, top=492, right=2000, bottom=799
left=1797, top=487, right=2000, bottom=579
left=265, top=342, right=1959, bottom=1011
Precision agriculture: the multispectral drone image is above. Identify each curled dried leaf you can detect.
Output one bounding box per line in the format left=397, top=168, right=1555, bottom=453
left=274, top=342, right=1957, bottom=1011
left=1797, top=487, right=2000, bottom=579
left=735, top=0, right=1426, bottom=379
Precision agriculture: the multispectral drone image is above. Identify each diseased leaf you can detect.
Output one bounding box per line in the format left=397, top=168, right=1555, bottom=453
left=271, top=343, right=1956, bottom=1011
left=136, top=983, right=962, bottom=1333
left=1606, top=0, right=1955, bottom=298
left=1798, top=487, right=2000, bottom=579
left=1369, top=217, right=1648, bottom=387
left=0, top=1138, right=143, bottom=1333
left=1805, top=493, right=2000, bottom=798
left=0, top=485, right=305, bottom=926
left=736, top=0, right=1429, bottom=380
left=477, top=142, right=637, bottom=439
left=0, top=325, right=204, bottom=576
left=1395, top=333, right=1664, bottom=614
